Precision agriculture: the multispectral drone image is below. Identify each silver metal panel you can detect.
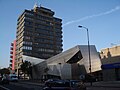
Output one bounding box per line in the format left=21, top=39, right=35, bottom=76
left=48, top=63, right=71, bottom=79
left=78, top=45, right=102, bottom=73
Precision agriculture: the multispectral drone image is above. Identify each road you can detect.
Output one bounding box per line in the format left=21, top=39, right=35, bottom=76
left=0, top=81, right=120, bottom=90
left=0, top=82, right=43, bottom=90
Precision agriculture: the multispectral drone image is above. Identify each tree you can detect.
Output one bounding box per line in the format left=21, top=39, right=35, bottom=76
left=20, top=61, right=32, bottom=79
left=0, top=68, right=10, bottom=75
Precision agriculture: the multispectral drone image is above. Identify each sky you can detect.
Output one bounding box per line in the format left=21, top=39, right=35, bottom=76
left=0, top=0, right=120, bottom=68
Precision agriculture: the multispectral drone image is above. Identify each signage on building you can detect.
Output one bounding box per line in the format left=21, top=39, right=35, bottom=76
left=101, top=63, right=120, bottom=69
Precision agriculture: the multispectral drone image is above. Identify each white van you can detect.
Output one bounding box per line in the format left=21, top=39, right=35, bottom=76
left=9, top=74, right=18, bottom=82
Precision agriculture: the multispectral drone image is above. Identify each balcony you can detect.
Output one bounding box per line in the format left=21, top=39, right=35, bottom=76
left=10, top=51, right=13, bottom=54
left=10, top=47, right=13, bottom=50
left=11, top=43, right=13, bottom=46
left=9, top=64, right=12, bottom=67
left=10, top=60, right=12, bottom=63
left=10, top=55, right=13, bottom=58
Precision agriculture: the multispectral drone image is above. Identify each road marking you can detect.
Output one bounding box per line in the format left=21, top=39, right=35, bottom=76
left=0, top=85, right=10, bottom=90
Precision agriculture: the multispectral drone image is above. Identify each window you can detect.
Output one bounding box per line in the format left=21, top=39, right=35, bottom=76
left=23, top=41, right=32, bottom=45
left=25, top=17, right=33, bottom=21
left=24, top=36, right=31, bottom=40
left=23, top=46, right=32, bottom=50
left=25, top=12, right=33, bottom=16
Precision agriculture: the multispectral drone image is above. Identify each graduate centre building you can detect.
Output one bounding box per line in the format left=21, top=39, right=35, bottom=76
left=22, top=45, right=102, bottom=80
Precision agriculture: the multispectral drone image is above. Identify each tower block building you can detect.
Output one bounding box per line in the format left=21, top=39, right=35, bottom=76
left=16, top=5, right=63, bottom=71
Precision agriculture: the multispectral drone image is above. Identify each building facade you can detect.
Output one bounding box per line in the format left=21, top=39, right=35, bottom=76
left=10, top=40, right=16, bottom=71
left=16, top=5, right=62, bottom=72
left=100, top=45, right=120, bottom=81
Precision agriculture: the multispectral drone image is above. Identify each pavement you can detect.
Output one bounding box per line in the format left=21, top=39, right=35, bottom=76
left=85, top=81, right=120, bottom=90
left=85, top=81, right=120, bottom=87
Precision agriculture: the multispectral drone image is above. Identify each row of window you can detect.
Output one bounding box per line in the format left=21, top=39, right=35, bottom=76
left=35, top=28, right=62, bottom=38
left=36, top=19, right=52, bottom=25
left=17, top=44, right=62, bottom=52
left=24, top=31, right=33, bottom=36
left=24, top=18, right=62, bottom=31
left=23, top=41, right=32, bottom=45
left=24, top=36, right=31, bottom=40
left=35, top=23, right=53, bottom=30
left=34, top=39, right=54, bottom=44
left=36, top=14, right=53, bottom=21
left=23, top=51, right=32, bottom=55
left=25, top=21, right=33, bottom=25
left=25, top=12, right=34, bottom=16
left=23, top=46, right=32, bottom=50
left=25, top=24, right=33, bottom=28
left=33, top=43, right=62, bottom=49
left=37, top=48, right=54, bottom=53
left=35, top=28, right=54, bottom=35
left=17, top=35, right=62, bottom=46
left=18, top=45, right=32, bottom=51
left=25, top=13, right=61, bottom=27
left=34, top=32, right=54, bottom=39
left=23, top=30, right=62, bottom=42
left=25, top=17, right=33, bottom=21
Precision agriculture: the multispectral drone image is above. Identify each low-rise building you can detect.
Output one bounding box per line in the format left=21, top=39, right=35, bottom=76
left=100, top=45, right=120, bottom=81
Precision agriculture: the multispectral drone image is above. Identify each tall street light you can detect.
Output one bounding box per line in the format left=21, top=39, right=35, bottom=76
left=78, top=25, right=92, bottom=86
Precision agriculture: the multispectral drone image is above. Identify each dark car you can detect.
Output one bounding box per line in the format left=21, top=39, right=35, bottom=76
left=43, top=79, right=86, bottom=90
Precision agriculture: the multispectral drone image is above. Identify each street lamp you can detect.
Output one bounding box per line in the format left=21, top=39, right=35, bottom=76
left=78, top=25, right=92, bottom=86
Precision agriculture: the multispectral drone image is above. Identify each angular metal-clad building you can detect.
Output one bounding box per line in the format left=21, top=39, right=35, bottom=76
left=24, top=45, right=101, bottom=80
left=46, top=45, right=101, bottom=80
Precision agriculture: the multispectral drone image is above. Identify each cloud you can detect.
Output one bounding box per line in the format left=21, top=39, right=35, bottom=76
left=63, top=6, right=120, bottom=27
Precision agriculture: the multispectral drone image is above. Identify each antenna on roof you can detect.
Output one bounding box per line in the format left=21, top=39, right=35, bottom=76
left=40, top=4, right=42, bottom=7
left=33, top=2, right=38, bottom=8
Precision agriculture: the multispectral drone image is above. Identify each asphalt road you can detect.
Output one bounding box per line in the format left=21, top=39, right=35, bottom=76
left=0, top=82, right=43, bottom=90
left=1, top=81, right=120, bottom=90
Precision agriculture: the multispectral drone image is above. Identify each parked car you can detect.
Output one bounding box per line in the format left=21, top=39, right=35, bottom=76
left=9, top=74, right=18, bottom=82
left=43, top=79, right=86, bottom=90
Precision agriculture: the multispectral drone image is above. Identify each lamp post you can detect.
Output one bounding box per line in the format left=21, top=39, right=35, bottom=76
left=78, top=25, right=92, bottom=86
